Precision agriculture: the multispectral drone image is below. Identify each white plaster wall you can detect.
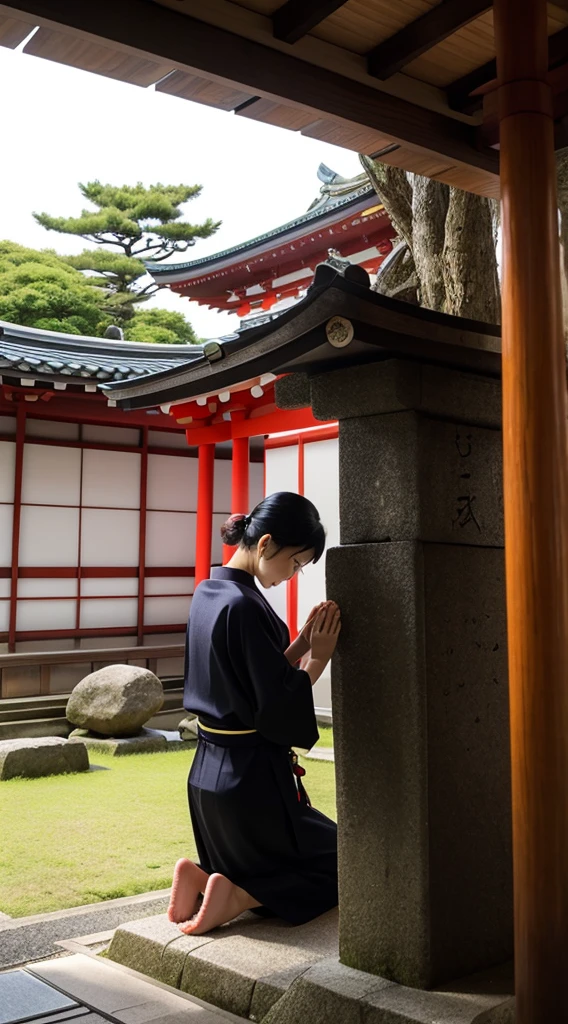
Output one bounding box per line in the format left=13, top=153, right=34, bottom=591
left=301, top=437, right=339, bottom=714
left=0, top=441, right=16, bottom=503
left=263, top=445, right=298, bottom=622
left=147, top=453, right=198, bottom=511
left=0, top=441, right=15, bottom=631
left=4, top=423, right=255, bottom=664
left=22, top=444, right=81, bottom=506
left=82, top=449, right=141, bottom=509
left=263, top=436, right=340, bottom=715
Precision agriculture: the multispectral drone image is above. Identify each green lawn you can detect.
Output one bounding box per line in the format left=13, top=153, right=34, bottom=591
left=0, top=748, right=336, bottom=919
left=315, top=725, right=333, bottom=747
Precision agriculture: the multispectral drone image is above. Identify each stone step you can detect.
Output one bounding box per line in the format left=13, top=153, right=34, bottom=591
left=0, top=718, right=72, bottom=742
left=107, top=912, right=515, bottom=1024
left=108, top=909, right=339, bottom=1021
left=0, top=687, right=185, bottom=741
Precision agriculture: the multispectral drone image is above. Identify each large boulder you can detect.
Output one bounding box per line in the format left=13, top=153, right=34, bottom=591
left=0, top=737, right=89, bottom=780
left=66, top=665, right=164, bottom=737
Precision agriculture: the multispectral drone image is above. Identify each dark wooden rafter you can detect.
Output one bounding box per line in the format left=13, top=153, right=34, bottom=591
left=273, top=0, right=349, bottom=45
left=448, top=23, right=568, bottom=113
left=1, top=0, right=499, bottom=177
left=367, top=0, right=491, bottom=81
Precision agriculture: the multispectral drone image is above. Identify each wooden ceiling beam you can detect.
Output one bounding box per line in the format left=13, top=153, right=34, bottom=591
left=1, top=0, right=498, bottom=180
left=272, top=0, right=349, bottom=45
left=448, top=23, right=568, bottom=113
left=367, top=0, right=492, bottom=81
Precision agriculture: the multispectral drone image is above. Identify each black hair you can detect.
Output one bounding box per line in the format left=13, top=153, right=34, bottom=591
left=220, top=491, right=325, bottom=563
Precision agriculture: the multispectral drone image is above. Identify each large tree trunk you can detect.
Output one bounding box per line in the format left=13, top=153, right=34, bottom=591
left=359, top=156, right=413, bottom=249
left=359, top=156, right=500, bottom=323
left=442, top=189, right=501, bottom=323
left=411, top=176, right=449, bottom=311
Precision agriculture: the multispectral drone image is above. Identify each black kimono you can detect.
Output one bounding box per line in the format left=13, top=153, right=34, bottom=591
left=183, top=566, right=337, bottom=924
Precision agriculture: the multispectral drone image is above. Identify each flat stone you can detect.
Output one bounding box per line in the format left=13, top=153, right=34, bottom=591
left=109, top=909, right=338, bottom=1020
left=310, top=360, right=501, bottom=428
left=66, top=665, right=163, bottom=737
left=0, top=737, right=89, bottom=780
left=339, top=410, right=503, bottom=546
left=262, top=958, right=514, bottom=1024
left=108, top=914, right=215, bottom=989
left=305, top=748, right=334, bottom=761
left=0, top=970, right=78, bottom=1024
left=183, top=910, right=338, bottom=1019
left=68, top=729, right=167, bottom=756
left=326, top=541, right=511, bottom=987
left=29, top=954, right=236, bottom=1023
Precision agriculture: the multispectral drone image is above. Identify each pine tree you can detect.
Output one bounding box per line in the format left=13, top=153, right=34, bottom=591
left=34, top=181, right=220, bottom=320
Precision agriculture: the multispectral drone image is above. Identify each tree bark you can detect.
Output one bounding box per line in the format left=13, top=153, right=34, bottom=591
left=442, top=189, right=501, bottom=323
left=359, top=156, right=413, bottom=249
left=411, top=176, right=449, bottom=311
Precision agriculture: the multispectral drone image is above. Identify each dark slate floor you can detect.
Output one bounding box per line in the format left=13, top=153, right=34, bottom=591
left=0, top=970, right=106, bottom=1024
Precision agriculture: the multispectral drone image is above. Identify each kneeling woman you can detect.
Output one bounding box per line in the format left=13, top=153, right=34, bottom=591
left=168, top=491, right=341, bottom=934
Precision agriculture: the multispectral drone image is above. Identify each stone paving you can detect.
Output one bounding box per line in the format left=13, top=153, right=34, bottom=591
left=2, top=953, right=241, bottom=1024
left=0, top=890, right=171, bottom=969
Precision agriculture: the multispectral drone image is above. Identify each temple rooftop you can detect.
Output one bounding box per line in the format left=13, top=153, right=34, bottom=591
left=105, top=264, right=502, bottom=411
left=0, top=320, right=203, bottom=391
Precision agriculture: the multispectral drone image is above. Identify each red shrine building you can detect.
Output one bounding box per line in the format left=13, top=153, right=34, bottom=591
left=148, top=163, right=394, bottom=320
left=0, top=168, right=394, bottom=720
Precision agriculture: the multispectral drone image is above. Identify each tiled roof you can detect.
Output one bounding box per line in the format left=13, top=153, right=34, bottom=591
left=146, top=183, right=375, bottom=277
left=0, top=321, right=203, bottom=388
left=105, top=264, right=502, bottom=412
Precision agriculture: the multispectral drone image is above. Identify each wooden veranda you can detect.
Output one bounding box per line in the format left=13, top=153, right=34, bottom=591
left=1, top=1, right=567, bottom=1018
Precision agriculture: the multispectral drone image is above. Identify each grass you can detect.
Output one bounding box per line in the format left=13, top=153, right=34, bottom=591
left=315, top=725, right=333, bottom=748
left=0, top=747, right=336, bottom=919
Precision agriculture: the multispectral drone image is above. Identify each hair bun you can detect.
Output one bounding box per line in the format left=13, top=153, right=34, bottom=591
left=220, top=513, right=248, bottom=546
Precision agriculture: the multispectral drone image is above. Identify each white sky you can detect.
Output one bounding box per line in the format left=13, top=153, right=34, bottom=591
left=0, top=41, right=362, bottom=339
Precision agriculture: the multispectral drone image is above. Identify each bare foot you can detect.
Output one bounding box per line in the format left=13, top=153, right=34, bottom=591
left=178, top=872, right=260, bottom=935
left=168, top=858, right=209, bottom=923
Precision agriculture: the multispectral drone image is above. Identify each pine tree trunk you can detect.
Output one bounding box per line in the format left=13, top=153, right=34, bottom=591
left=442, top=190, right=501, bottom=323
left=411, top=176, right=449, bottom=311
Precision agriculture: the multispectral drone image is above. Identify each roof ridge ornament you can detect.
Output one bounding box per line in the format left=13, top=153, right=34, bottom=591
left=204, top=341, right=224, bottom=363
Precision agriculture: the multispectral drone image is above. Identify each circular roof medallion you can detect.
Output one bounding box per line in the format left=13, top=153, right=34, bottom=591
left=325, top=315, right=354, bottom=349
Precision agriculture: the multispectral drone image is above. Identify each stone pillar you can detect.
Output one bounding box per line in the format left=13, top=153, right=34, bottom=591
left=278, top=361, right=512, bottom=989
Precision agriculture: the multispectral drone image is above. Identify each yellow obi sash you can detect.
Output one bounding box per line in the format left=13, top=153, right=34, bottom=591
left=197, top=719, right=257, bottom=736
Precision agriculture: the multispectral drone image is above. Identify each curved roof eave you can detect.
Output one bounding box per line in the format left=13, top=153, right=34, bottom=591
left=145, top=184, right=377, bottom=281
left=104, top=267, right=502, bottom=412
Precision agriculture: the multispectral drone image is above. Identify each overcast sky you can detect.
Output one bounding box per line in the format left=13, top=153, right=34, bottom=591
left=0, top=41, right=362, bottom=339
